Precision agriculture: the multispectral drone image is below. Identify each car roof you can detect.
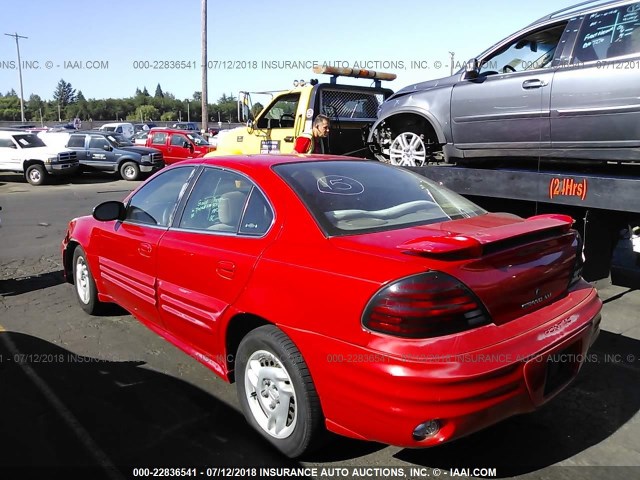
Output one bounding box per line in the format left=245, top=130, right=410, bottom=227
left=149, top=127, right=200, bottom=133
left=528, top=0, right=633, bottom=26
left=195, top=154, right=369, bottom=170
left=65, top=130, right=129, bottom=137
left=0, top=128, right=39, bottom=135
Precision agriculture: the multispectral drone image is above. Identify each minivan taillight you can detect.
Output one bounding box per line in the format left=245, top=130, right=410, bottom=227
left=362, top=271, right=491, bottom=338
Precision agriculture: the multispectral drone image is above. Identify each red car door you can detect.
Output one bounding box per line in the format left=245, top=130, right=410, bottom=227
left=167, top=133, right=194, bottom=163
left=94, top=166, right=197, bottom=328
left=96, top=222, right=166, bottom=328
left=155, top=167, right=275, bottom=361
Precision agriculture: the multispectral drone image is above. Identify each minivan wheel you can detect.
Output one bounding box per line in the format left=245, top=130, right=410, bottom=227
left=236, top=325, right=325, bottom=458
left=389, top=131, right=429, bottom=167
left=120, top=161, right=140, bottom=181
left=25, top=164, right=47, bottom=186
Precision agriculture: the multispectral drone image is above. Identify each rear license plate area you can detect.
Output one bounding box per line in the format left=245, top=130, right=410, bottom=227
left=543, top=342, right=581, bottom=396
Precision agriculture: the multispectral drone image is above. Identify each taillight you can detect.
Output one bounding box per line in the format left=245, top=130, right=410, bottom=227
left=569, top=232, right=584, bottom=288
left=362, top=271, right=491, bottom=338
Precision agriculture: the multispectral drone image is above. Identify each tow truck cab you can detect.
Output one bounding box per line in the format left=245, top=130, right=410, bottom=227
left=211, top=66, right=395, bottom=157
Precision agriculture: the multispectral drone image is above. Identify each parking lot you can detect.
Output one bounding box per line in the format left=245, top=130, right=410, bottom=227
left=1, top=173, right=640, bottom=480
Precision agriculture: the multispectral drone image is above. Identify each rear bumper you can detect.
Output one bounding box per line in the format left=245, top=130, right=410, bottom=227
left=283, top=286, right=602, bottom=448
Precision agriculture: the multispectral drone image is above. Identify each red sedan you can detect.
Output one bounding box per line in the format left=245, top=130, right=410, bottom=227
left=62, top=155, right=601, bottom=457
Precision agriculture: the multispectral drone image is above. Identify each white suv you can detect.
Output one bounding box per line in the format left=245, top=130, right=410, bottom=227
left=0, top=129, right=79, bottom=185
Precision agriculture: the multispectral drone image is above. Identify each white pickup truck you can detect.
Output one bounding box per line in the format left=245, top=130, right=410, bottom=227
left=0, top=129, right=79, bottom=185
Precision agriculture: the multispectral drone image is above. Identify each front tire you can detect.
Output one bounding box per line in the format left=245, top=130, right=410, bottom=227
left=389, top=131, right=429, bottom=167
left=72, top=246, right=104, bottom=314
left=25, top=164, right=47, bottom=186
left=120, top=161, right=140, bottom=181
left=236, top=325, right=324, bottom=458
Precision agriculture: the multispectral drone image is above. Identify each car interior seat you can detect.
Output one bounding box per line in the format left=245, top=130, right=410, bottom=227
left=208, top=190, right=247, bottom=232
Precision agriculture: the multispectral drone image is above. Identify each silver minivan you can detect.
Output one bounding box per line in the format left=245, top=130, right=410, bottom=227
left=368, top=0, right=640, bottom=166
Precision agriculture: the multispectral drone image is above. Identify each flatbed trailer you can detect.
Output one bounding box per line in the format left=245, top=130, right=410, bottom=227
left=410, top=163, right=640, bottom=288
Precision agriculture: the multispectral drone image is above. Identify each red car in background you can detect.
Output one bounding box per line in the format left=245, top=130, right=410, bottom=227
left=61, top=155, right=601, bottom=457
left=145, top=127, right=215, bottom=165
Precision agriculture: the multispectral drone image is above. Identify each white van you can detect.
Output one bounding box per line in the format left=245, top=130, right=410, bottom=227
left=98, top=122, right=134, bottom=139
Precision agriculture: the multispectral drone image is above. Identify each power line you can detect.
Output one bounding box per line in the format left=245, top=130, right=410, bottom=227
left=4, top=32, right=28, bottom=123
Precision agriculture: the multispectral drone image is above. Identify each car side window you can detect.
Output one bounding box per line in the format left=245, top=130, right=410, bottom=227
left=151, top=132, right=167, bottom=145
left=68, top=135, right=85, bottom=148
left=480, top=22, right=567, bottom=75
left=170, top=134, right=187, bottom=147
left=126, top=167, right=195, bottom=227
left=574, top=6, right=640, bottom=61
left=179, top=168, right=256, bottom=233
left=89, top=136, right=109, bottom=149
left=238, top=189, right=274, bottom=236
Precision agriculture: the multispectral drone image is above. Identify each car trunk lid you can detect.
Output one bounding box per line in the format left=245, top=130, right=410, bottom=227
left=332, top=213, right=579, bottom=325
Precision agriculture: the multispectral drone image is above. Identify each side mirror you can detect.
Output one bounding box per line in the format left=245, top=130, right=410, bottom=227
left=93, top=201, right=126, bottom=222
left=464, top=58, right=480, bottom=79
left=102, top=144, right=112, bottom=152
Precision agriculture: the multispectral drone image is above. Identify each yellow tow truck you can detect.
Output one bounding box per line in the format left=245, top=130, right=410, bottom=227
left=210, top=66, right=395, bottom=157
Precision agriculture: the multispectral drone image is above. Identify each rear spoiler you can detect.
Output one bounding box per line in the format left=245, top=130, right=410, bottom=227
left=398, top=214, right=574, bottom=259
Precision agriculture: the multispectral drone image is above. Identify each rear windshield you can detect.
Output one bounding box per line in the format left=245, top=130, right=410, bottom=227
left=274, top=160, right=486, bottom=236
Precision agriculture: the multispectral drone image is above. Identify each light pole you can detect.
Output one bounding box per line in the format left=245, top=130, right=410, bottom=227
left=449, top=51, right=455, bottom=76
left=201, top=0, right=208, bottom=134
left=5, top=32, right=28, bottom=123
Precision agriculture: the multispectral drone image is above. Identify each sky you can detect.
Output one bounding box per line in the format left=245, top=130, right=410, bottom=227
left=0, top=0, right=583, bottom=103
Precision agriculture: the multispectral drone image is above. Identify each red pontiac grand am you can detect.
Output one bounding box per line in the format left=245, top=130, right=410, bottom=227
left=62, top=155, right=602, bottom=457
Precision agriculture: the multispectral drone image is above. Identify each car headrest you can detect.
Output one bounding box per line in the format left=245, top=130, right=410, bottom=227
left=218, top=191, right=247, bottom=226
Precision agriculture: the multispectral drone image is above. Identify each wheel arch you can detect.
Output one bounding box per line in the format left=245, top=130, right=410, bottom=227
left=23, top=158, right=45, bottom=169
left=376, top=109, right=447, bottom=145
left=63, top=240, right=80, bottom=284
left=117, top=156, right=140, bottom=168
left=224, top=312, right=272, bottom=383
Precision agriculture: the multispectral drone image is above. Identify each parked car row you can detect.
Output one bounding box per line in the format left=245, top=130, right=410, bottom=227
left=0, top=127, right=216, bottom=185
left=39, top=130, right=164, bottom=181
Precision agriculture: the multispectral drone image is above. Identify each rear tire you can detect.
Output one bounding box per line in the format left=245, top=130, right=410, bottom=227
left=25, top=164, right=47, bottom=186
left=120, top=161, right=140, bottom=181
left=236, top=325, right=325, bottom=458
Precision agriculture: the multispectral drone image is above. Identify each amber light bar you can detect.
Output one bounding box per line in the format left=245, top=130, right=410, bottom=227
left=312, top=65, right=397, bottom=81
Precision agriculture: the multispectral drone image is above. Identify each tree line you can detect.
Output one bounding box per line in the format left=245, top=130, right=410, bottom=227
left=0, top=79, right=263, bottom=124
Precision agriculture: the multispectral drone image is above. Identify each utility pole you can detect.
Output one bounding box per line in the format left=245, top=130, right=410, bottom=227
left=449, top=51, right=455, bottom=76
left=5, top=32, right=28, bottom=123
left=201, top=0, right=208, bottom=134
